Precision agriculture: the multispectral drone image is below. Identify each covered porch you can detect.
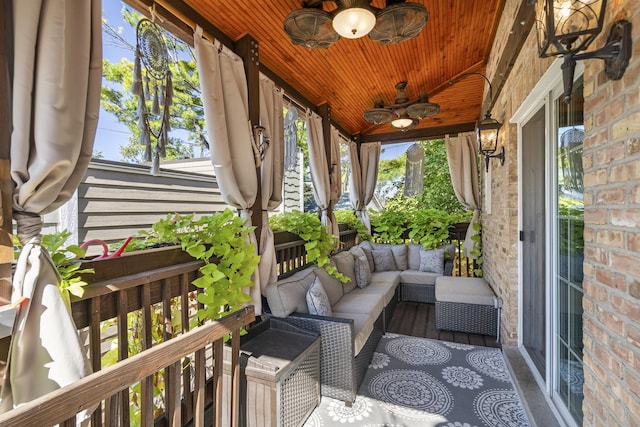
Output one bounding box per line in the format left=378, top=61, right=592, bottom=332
left=0, top=0, right=639, bottom=426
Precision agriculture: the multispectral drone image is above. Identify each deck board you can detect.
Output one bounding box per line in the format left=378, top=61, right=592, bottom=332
left=388, top=302, right=500, bottom=348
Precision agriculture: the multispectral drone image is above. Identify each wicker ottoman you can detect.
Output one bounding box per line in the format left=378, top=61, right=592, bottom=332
left=435, top=276, right=502, bottom=339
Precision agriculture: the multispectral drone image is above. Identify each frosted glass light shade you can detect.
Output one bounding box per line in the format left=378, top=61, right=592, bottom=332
left=332, top=7, right=376, bottom=39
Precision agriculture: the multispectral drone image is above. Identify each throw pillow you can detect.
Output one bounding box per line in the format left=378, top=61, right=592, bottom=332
left=419, top=248, right=445, bottom=275
left=350, top=246, right=372, bottom=288
left=372, top=248, right=398, bottom=272
left=306, top=277, right=332, bottom=316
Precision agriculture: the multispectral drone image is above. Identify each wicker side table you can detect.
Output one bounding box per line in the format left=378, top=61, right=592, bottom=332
left=224, top=318, right=321, bottom=427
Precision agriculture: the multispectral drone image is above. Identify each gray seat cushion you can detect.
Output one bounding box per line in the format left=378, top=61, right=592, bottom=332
left=435, top=276, right=499, bottom=306
left=331, top=312, right=374, bottom=355
left=265, top=268, right=318, bottom=317
left=400, top=270, right=440, bottom=286
left=332, top=292, right=384, bottom=318
left=354, top=280, right=398, bottom=306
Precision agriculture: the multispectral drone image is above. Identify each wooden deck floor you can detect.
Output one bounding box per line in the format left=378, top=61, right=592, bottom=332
left=387, top=301, right=501, bottom=348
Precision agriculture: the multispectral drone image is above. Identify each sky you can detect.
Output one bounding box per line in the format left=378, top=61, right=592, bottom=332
left=94, top=2, right=135, bottom=161
left=95, top=2, right=416, bottom=163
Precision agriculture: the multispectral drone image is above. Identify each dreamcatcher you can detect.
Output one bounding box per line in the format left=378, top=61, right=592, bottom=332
left=284, top=106, right=300, bottom=171
left=131, top=18, right=173, bottom=175
left=404, top=143, right=424, bottom=197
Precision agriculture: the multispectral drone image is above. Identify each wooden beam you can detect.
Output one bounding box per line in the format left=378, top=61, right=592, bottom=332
left=125, top=0, right=236, bottom=50
left=0, top=0, right=12, bottom=303
left=236, top=35, right=263, bottom=244
left=261, top=66, right=352, bottom=140
left=361, top=122, right=477, bottom=145
left=484, top=2, right=536, bottom=114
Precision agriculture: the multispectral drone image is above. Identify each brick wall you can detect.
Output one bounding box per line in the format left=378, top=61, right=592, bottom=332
left=483, top=3, right=554, bottom=347
left=483, top=0, right=640, bottom=425
left=580, top=2, right=640, bottom=425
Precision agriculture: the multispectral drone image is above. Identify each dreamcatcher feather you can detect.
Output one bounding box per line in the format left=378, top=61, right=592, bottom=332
left=404, top=143, right=424, bottom=197
left=131, top=18, right=173, bottom=175
left=284, top=106, right=300, bottom=171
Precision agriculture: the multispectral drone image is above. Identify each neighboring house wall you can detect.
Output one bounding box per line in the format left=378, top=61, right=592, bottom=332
left=66, top=159, right=226, bottom=249
left=485, top=1, right=640, bottom=426
left=282, top=151, right=303, bottom=212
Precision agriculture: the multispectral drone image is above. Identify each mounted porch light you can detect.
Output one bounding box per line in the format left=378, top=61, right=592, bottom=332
left=363, top=81, right=439, bottom=132
left=534, top=0, right=632, bottom=103
left=450, top=72, right=504, bottom=171
left=477, top=112, right=504, bottom=172
left=284, top=0, right=428, bottom=49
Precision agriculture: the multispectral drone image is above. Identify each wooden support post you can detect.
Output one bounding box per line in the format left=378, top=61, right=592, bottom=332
left=0, top=0, right=13, bottom=303
left=236, top=35, right=263, bottom=247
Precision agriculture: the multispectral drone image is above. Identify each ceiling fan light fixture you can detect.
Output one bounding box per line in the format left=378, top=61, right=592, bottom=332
left=363, top=81, right=439, bottom=131
left=332, top=1, right=376, bottom=39
left=406, top=101, right=439, bottom=119
left=363, top=108, right=394, bottom=124
left=391, top=114, right=418, bottom=131
left=284, top=8, right=340, bottom=49
left=369, top=2, right=428, bottom=45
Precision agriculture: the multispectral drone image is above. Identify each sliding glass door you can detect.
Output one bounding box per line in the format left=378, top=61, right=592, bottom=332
left=553, top=78, right=584, bottom=424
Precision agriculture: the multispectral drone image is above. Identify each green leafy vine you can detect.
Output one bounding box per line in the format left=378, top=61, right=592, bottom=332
left=270, top=211, right=348, bottom=283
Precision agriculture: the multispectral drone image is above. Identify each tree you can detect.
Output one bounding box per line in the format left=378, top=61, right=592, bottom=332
left=376, top=139, right=468, bottom=216
left=101, top=6, right=207, bottom=163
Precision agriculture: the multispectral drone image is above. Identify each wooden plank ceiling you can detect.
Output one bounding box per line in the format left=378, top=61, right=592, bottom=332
left=170, top=0, right=505, bottom=141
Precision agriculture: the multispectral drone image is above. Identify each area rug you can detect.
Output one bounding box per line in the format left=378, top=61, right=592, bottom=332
left=304, top=333, right=531, bottom=427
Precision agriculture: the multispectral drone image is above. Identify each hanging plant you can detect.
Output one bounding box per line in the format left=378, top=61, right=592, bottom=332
left=152, top=209, right=260, bottom=323
left=334, top=209, right=371, bottom=241
left=270, top=211, right=348, bottom=283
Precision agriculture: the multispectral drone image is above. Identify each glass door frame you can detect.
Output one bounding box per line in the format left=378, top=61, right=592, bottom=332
left=511, top=58, right=584, bottom=427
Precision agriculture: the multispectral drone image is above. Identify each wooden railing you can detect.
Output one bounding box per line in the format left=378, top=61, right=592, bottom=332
left=274, top=222, right=472, bottom=278
left=274, top=226, right=357, bottom=277
left=0, top=246, right=254, bottom=427
left=0, top=307, right=254, bottom=427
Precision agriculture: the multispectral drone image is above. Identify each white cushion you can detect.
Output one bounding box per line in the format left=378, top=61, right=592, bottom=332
left=306, top=277, right=332, bottom=316
left=435, top=276, right=499, bottom=307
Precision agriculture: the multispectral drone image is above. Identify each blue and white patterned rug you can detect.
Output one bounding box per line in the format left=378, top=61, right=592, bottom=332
left=304, top=333, right=531, bottom=427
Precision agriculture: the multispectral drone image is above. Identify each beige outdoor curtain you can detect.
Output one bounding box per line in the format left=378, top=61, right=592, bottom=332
left=257, top=74, right=284, bottom=290
left=306, top=110, right=338, bottom=236
left=194, top=28, right=262, bottom=314
left=349, top=141, right=381, bottom=233
left=329, top=126, right=342, bottom=234
left=1, top=0, right=101, bottom=416
left=446, top=132, right=481, bottom=257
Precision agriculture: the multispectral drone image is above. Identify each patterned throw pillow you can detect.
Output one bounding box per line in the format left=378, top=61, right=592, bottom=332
left=419, top=248, right=445, bottom=275
left=371, top=248, right=398, bottom=272
left=306, top=277, right=332, bottom=316
left=350, top=246, right=372, bottom=288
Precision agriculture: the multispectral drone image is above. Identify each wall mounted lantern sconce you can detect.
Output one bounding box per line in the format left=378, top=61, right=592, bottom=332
left=451, top=72, right=505, bottom=171
left=284, top=0, right=428, bottom=49
left=477, top=113, right=505, bottom=172
left=534, top=0, right=632, bottom=103
left=362, top=81, right=440, bottom=132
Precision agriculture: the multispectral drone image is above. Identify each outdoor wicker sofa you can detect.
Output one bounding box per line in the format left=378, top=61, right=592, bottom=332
left=264, top=241, right=454, bottom=403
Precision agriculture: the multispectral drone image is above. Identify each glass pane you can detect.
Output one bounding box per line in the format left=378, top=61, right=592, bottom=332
left=555, top=76, right=584, bottom=425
